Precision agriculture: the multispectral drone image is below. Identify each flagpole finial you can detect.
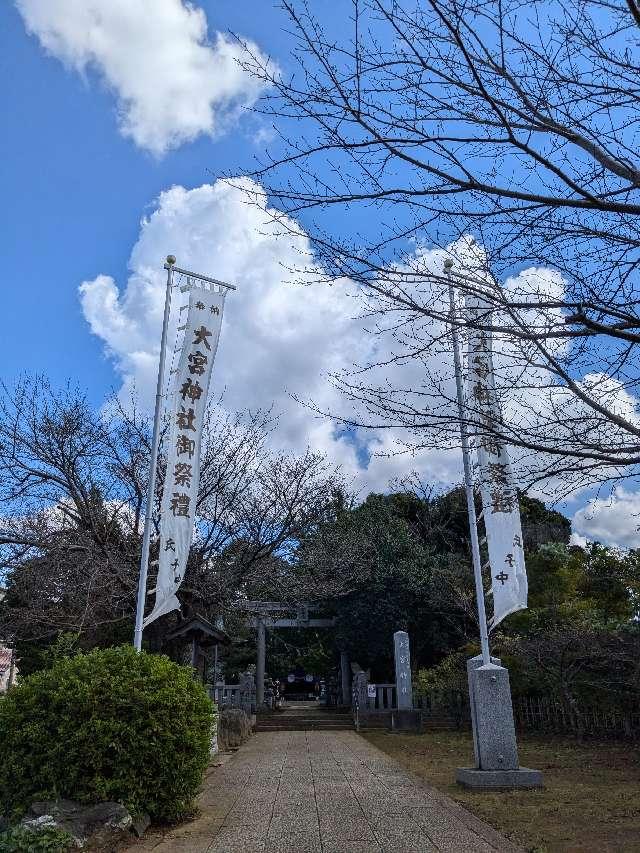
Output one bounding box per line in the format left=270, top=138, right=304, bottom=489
left=444, top=258, right=454, bottom=270
left=166, top=255, right=177, bottom=266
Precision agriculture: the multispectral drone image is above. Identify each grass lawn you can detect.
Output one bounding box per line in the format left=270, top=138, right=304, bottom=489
left=363, top=729, right=640, bottom=853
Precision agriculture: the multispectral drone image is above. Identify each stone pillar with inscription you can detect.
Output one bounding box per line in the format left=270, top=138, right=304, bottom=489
left=391, top=631, right=421, bottom=732
left=393, top=631, right=413, bottom=709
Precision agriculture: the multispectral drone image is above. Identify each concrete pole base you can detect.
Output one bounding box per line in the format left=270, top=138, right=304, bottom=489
left=456, top=767, right=543, bottom=789
left=457, top=654, right=543, bottom=790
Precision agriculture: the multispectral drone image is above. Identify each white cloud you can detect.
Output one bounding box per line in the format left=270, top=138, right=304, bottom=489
left=79, top=178, right=640, bottom=523
left=16, top=0, right=270, bottom=154
left=572, top=488, right=640, bottom=549
left=80, top=178, right=460, bottom=492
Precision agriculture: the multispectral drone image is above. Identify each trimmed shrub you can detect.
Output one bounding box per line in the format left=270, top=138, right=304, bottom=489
left=0, top=645, right=215, bottom=823
left=0, top=825, right=74, bottom=852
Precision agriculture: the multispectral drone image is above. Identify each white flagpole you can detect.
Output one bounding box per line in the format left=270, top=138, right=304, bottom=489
left=445, top=259, right=491, bottom=666
left=134, top=255, right=176, bottom=652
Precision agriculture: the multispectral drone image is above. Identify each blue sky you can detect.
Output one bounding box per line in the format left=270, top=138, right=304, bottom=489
left=1, top=0, right=638, bottom=548
left=1, top=0, right=410, bottom=496
left=0, top=1, right=294, bottom=401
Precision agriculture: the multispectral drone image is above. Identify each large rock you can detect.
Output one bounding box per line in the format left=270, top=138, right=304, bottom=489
left=218, top=708, right=253, bottom=750
left=22, top=800, right=133, bottom=849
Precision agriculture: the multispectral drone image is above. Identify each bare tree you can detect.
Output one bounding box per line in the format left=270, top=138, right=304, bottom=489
left=239, top=0, right=640, bottom=495
left=0, top=377, right=346, bottom=650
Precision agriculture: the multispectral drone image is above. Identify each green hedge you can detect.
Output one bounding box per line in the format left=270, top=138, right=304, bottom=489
left=0, top=645, right=215, bottom=823
left=0, top=825, right=74, bottom=853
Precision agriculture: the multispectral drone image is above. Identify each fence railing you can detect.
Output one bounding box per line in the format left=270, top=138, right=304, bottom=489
left=414, top=690, right=640, bottom=738
left=351, top=671, right=402, bottom=730
left=414, top=689, right=469, bottom=728
left=513, top=695, right=640, bottom=739
left=351, top=667, right=640, bottom=738
left=362, top=683, right=396, bottom=711
left=209, top=682, right=256, bottom=715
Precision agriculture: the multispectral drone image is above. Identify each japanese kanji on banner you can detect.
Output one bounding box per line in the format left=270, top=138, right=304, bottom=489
left=144, top=286, right=225, bottom=627
left=466, top=293, right=527, bottom=630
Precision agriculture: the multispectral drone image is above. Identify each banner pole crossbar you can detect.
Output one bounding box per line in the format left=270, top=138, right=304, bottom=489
left=167, top=263, right=237, bottom=291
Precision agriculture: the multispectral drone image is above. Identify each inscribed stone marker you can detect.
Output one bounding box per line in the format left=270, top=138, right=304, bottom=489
left=393, top=630, right=413, bottom=709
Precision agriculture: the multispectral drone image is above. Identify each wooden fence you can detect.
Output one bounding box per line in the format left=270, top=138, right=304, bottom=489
left=350, top=663, right=640, bottom=739
left=412, top=690, right=640, bottom=739
left=513, top=695, right=640, bottom=739
left=414, top=690, right=469, bottom=729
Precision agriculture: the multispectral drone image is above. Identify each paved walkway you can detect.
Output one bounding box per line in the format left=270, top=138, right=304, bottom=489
left=129, top=731, right=521, bottom=853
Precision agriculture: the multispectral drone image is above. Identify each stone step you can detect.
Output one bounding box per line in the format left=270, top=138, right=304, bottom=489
left=257, top=719, right=354, bottom=725
left=256, top=715, right=354, bottom=730
left=256, top=720, right=353, bottom=729
left=256, top=723, right=354, bottom=731
left=278, top=708, right=351, bottom=714
left=262, top=707, right=349, bottom=713
left=257, top=717, right=353, bottom=725
left=258, top=710, right=351, bottom=720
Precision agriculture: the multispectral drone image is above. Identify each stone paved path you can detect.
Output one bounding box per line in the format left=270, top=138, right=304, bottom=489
left=128, top=731, right=521, bottom=853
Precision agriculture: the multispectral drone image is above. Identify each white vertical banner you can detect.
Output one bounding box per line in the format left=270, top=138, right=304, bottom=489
left=144, top=286, right=225, bottom=627
left=466, top=293, right=527, bottom=630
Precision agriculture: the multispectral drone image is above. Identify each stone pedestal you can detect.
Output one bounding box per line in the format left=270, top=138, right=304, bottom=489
left=391, top=709, right=422, bottom=733
left=456, top=654, right=542, bottom=790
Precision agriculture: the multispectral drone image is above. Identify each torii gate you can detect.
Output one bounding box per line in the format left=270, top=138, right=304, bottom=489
left=237, top=601, right=349, bottom=708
